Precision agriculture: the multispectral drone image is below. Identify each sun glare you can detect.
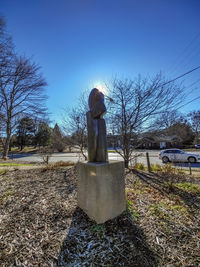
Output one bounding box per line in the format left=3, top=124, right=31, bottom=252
left=94, top=83, right=107, bottom=95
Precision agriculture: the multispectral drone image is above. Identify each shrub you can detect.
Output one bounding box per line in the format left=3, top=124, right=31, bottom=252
left=161, top=163, right=176, bottom=175
left=134, top=163, right=145, bottom=170
left=150, top=164, right=162, bottom=172
left=159, top=163, right=185, bottom=192
left=38, top=147, right=53, bottom=164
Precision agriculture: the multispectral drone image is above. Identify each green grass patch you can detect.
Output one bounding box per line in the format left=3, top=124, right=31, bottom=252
left=0, top=163, right=33, bottom=167
left=0, top=188, right=14, bottom=202
left=174, top=182, right=200, bottom=194
left=126, top=184, right=146, bottom=196
left=149, top=201, right=187, bottom=219
left=126, top=199, right=139, bottom=220
left=132, top=162, right=186, bottom=175
left=169, top=204, right=187, bottom=212
left=92, top=224, right=106, bottom=238
left=0, top=169, right=7, bottom=173
left=149, top=203, right=170, bottom=219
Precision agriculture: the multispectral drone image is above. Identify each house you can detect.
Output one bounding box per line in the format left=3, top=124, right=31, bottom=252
left=107, top=131, right=182, bottom=150
left=138, top=132, right=181, bottom=149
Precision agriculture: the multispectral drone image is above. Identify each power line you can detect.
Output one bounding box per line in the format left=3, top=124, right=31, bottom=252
left=163, top=66, right=200, bottom=86
left=168, top=42, right=200, bottom=77
left=181, top=47, right=200, bottom=71
left=187, top=78, right=200, bottom=88
left=174, top=95, right=200, bottom=111
left=151, top=94, right=200, bottom=117
left=187, top=86, right=200, bottom=98
left=167, top=32, right=200, bottom=77
left=182, top=78, right=200, bottom=97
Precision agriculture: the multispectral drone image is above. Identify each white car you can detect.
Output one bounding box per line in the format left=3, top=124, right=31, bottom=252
left=159, top=149, right=200, bottom=163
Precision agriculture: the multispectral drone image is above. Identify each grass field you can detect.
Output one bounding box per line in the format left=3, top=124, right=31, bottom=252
left=0, top=163, right=33, bottom=167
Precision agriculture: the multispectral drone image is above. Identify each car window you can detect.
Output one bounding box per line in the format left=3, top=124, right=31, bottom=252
left=163, top=150, right=173, bottom=153
left=173, top=150, right=182, bottom=154
left=163, top=150, right=183, bottom=154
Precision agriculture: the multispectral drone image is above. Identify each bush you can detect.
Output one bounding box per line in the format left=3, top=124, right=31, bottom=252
left=161, top=163, right=176, bottom=175
left=134, top=163, right=145, bottom=170
left=150, top=164, right=162, bottom=172
left=160, top=163, right=185, bottom=192
left=38, top=147, right=53, bottom=164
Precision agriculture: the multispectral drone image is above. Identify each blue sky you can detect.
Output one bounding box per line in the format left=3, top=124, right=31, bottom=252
left=1, top=0, right=200, bottom=124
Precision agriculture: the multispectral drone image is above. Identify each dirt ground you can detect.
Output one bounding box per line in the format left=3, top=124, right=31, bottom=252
left=0, top=165, right=200, bottom=266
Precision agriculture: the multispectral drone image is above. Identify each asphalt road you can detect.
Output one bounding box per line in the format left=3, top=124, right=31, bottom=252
left=7, top=150, right=200, bottom=168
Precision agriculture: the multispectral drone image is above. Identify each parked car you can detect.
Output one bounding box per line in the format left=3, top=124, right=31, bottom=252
left=159, top=149, right=200, bottom=163
left=195, top=144, right=200, bottom=149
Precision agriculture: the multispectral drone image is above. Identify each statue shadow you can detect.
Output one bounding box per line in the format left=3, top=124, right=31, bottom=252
left=133, top=170, right=200, bottom=212
left=58, top=207, right=158, bottom=267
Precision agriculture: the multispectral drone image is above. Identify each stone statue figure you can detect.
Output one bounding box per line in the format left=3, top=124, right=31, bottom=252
left=86, top=88, right=108, bottom=162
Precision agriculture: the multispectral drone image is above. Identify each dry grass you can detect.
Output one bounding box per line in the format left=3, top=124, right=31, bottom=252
left=0, top=166, right=200, bottom=266
left=41, top=161, right=75, bottom=171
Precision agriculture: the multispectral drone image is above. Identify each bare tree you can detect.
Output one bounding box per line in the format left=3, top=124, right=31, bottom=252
left=0, top=17, right=14, bottom=156
left=0, top=55, right=47, bottom=158
left=0, top=17, right=47, bottom=158
left=151, top=110, right=183, bottom=130
left=62, top=92, right=88, bottom=160
left=108, top=74, right=183, bottom=167
left=0, top=16, right=14, bottom=127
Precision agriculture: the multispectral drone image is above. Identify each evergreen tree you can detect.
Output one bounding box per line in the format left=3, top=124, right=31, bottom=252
left=16, top=117, right=36, bottom=150
left=35, top=122, right=52, bottom=147
left=52, top=123, right=65, bottom=152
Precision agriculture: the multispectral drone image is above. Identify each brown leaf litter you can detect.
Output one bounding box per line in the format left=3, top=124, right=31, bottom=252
left=0, top=166, right=200, bottom=266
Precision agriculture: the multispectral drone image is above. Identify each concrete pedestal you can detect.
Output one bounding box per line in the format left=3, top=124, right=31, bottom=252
left=77, top=161, right=126, bottom=224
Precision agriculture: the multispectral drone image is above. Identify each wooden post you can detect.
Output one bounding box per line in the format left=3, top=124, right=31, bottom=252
left=146, top=152, right=151, bottom=172
left=188, top=162, right=192, bottom=175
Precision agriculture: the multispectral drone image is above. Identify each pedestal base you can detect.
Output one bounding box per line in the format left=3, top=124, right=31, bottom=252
left=77, top=161, right=126, bottom=224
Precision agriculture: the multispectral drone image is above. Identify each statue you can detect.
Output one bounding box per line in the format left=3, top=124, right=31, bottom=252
left=77, top=88, right=125, bottom=224
left=86, top=88, right=108, bottom=162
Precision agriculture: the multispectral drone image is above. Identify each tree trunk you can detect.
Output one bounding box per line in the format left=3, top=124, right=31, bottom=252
left=3, top=136, right=10, bottom=159
left=80, top=145, right=87, bottom=160
left=123, top=142, right=130, bottom=168
left=124, top=159, right=129, bottom=168
left=3, top=120, right=11, bottom=159
left=20, top=144, right=23, bottom=151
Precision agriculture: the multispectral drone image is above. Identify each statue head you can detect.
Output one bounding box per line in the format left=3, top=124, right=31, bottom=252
left=88, top=88, right=106, bottom=119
